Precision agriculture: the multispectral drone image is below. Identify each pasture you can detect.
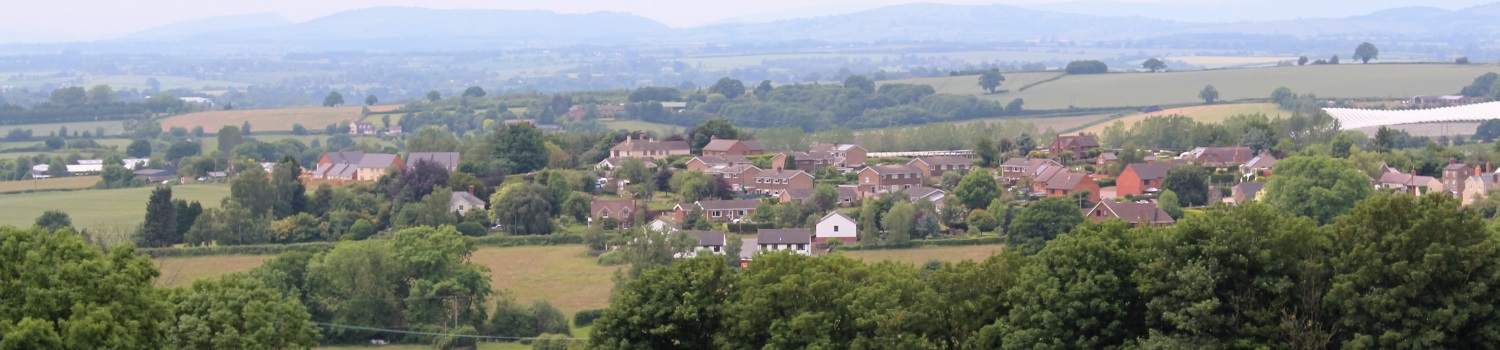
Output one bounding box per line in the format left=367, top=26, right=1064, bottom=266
left=0, top=183, right=231, bottom=230
left=0, top=120, right=128, bottom=137
left=0, top=176, right=101, bottom=193
left=882, top=71, right=1065, bottom=97
left=885, top=63, right=1500, bottom=110
left=160, top=105, right=400, bottom=133
left=839, top=244, right=1006, bottom=265
left=1075, top=103, right=1290, bottom=135
left=600, top=119, right=684, bottom=135
left=958, top=113, right=1115, bottom=133
left=1165, top=56, right=1298, bottom=69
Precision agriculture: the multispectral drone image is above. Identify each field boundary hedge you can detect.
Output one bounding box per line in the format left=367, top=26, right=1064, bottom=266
left=138, top=233, right=584, bottom=258
left=836, top=235, right=1005, bottom=251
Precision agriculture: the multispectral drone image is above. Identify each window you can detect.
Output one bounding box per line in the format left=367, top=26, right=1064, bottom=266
left=713, top=210, right=722, bottom=217
left=796, top=244, right=805, bottom=250
left=833, top=225, right=839, bottom=232
left=713, top=246, right=721, bottom=252
left=738, top=210, right=746, bottom=216
left=904, top=184, right=911, bottom=189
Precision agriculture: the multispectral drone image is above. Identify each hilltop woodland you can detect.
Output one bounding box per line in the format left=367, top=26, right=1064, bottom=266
left=14, top=67, right=1500, bottom=348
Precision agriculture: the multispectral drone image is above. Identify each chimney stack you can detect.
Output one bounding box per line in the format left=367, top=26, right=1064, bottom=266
left=468, top=185, right=475, bottom=195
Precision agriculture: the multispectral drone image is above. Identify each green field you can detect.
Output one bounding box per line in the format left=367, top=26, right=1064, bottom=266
left=600, top=119, right=684, bottom=135
left=0, top=176, right=101, bottom=193
left=0, top=120, right=128, bottom=137
left=0, top=183, right=231, bottom=230
left=1076, top=103, right=1291, bottom=135
left=161, top=105, right=400, bottom=133
left=885, top=63, right=1500, bottom=110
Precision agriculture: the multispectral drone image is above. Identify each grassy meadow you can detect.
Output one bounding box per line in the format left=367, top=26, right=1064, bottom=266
left=0, top=175, right=101, bottom=193
left=0, top=183, right=231, bottom=230
left=1075, top=103, right=1290, bottom=135
left=886, top=63, right=1500, bottom=110
left=160, top=105, right=401, bottom=133
left=0, top=120, right=128, bottom=137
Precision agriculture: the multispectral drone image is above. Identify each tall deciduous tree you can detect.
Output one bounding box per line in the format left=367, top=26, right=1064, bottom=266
left=0, top=227, right=173, bottom=349
left=491, top=183, right=554, bottom=235
left=708, top=77, right=745, bottom=99
left=588, top=255, right=734, bottom=349
left=1261, top=155, right=1373, bottom=224
left=687, top=118, right=739, bottom=153
left=34, top=210, right=72, bottom=232
left=1325, top=194, right=1500, bottom=348
left=952, top=169, right=1000, bottom=211
left=1142, top=58, right=1166, bottom=72
left=978, top=69, right=1005, bottom=93
left=364, top=94, right=378, bottom=106
left=1007, top=196, right=1085, bottom=255
left=1353, top=42, right=1379, bottom=64
left=463, top=86, right=486, bottom=98
left=216, top=125, right=243, bottom=154
left=882, top=201, right=916, bottom=246
left=165, top=274, right=320, bottom=350
left=231, top=165, right=275, bottom=216
left=1161, top=165, right=1209, bottom=207
left=1199, top=85, right=1220, bottom=104
left=127, top=139, right=152, bottom=158
left=322, top=91, right=344, bottom=107
left=270, top=156, right=306, bottom=219
left=490, top=123, right=547, bottom=174
left=843, top=75, right=875, bottom=94
left=976, top=138, right=998, bottom=167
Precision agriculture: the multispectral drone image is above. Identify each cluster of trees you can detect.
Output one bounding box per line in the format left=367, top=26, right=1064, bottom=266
left=590, top=192, right=1500, bottom=349
left=1098, top=110, right=1341, bottom=155
left=1064, top=60, right=1109, bottom=74
left=0, top=84, right=190, bottom=125
left=622, top=76, right=1024, bottom=131
left=0, top=226, right=319, bottom=349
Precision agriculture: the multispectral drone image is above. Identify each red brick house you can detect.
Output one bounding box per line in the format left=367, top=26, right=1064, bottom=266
left=1182, top=147, right=1254, bottom=167
left=1049, top=135, right=1100, bottom=157
left=907, top=156, right=973, bottom=178
left=1084, top=200, right=1175, bottom=226
left=1096, top=152, right=1118, bottom=167
left=701, top=138, right=764, bottom=157
left=685, top=155, right=752, bottom=172
left=696, top=199, right=761, bottom=222
left=1044, top=172, right=1101, bottom=203
left=1116, top=161, right=1186, bottom=197
left=999, top=157, right=1065, bottom=184
left=590, top=198, right=641, bottom=227
left=858, top=165, right=924, bottom=198
left=748, top=169, right=814, bottom=197
left=808, top=143, right=868, bottom=168
left=770, top=151, right=841, bottom=172
left=611, top=135, right=691, bottom=159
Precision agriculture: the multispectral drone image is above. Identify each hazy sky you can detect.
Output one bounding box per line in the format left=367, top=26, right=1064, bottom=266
left=2, top=0, right=1492, bottom=41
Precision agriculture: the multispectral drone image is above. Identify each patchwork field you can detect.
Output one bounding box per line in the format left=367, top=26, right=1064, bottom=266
left=0, top=176, right=101, bottom=193
left=886, top=63, right=1500, bottom=110
left=0, top=183, right=231, bottom=230
left=958, top=113, right=1116, bottom=133
left=881, top=71, right=1066, bottom=97
left=1076, top=103, right=1290, bottom=135
left=161, top=105, right=401, bottom=133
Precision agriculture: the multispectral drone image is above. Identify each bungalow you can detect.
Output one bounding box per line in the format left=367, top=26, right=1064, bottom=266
left=896, top=186, right=947, bottom=207
left=1228, top=182, right=1265, bottom=204
left=1096, top=152, right=1118, bottom=167
left=678, top=231, right=728, bottom=258
left=408, top=152, right=461, bottom=172
left=749, top=169, right=814, bottom=197
left=858, top=165, right=924, bottom=198
left=590, top=198, right=640, bottom=227
left=778, top=188, right=814, bottom=204
left=756, top=228, right=813, bottom=255
left=1116, top=160, right=1187, bottom=197
left=701, top=138, right=764, bottom=157
left=595, top=157, right=657, bottom=172
left=808, top=143, right=868, bottom=168
left=685, top=155, right=752, bottom=172
left=449, top=191, right=485, bottom=214
left=697, top=199, right=761, bottom=222
left=1241, top=153, right=1277, bottom=177
left=1376, top=171, right=1442, bottom=196
left=1181, top=147, right=1254, bottom=167
left=1043, top=172, right=1101, bottom=203
left=814, top=212, right=858, bottom=248
left=1084, top=201, right=1175, bottom=226
left=835, top=186, right=860, bottom=207
left=907, top=156, right=973, bottom=178
left=770, top=151, right=842, bottom=172
left=610, top=135, right=690, bottom=159
left=1049, top=135, right=1100, bottom=158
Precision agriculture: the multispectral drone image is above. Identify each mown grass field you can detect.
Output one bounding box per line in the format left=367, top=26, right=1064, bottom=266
left=154, top=243, right=1010, bottom=316
left=161, top=105, right=401, bottom=133
left=885, top=63, right=1500, bottom=110
left=600, top=119, right=684, bottom=135
left=881, top=71, right=1065, bottom=97
left=0, top=175, right=101, bottom=193
left=1075, top=103, right=1290, bottom=135
left=0, top=183, right=231, bottom=230
left=958, top=113, right=1116, bottom=133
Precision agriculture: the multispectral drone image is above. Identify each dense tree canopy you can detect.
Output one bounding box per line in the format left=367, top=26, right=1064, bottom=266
left=1262, top=155, right=1374, bottom=224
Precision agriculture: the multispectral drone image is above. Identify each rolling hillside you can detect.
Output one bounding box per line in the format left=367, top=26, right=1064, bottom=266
left=884, top=64, right=1499, bottom=110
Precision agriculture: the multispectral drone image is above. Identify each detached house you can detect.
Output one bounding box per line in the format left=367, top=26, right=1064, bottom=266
left=858, top=165, right=924, bottom=198
left=701, top=138, right=764, bottom=157
left=350, top=122, right=377, bottom=135
left=449, top=191, right=485, bottom=215
left=1376, top=171, right=1442, bottom=196
left=678, top=231, right=728, bottom=258
left=1043, top=172, right=1101, bottom=203
left=313, top=151, right=404, bottom=182
left=908, top=156, right=973, bottom=178
left=999, top=158, right=1065, bottom=184
left=814, top=212, right=858, bottom=248
left=1182, top=147, right=1254, bottom=167
left=703, top=164, right=761, bottom=192
left=590, top=198, right=640, bottom=227
left=1116, top=160, right=1187, bottom=197
left=610, top=135, right=690, bottom=160
left=749, top=169, right=814, bottom=197
left=756, top=228, right=813, bottom=255
left=1241, top=153, right=1277, bottom=177
left=1228, top=182, right=1266, bottom=204
left=1084, top=201, right=1175, bottom=226
left=696, top=199, right=761, bottom=222
left=770, top=151, right=842, bottom=172
left=1463, top=172, right=1500, bottom=206
left=1049, top=135, right=1100, bottom=157
left=808, top=143, right=868, bottom=168
left=685, top=155, right=752, bottom=172
left=1442, top=162, right=1476, bottom=198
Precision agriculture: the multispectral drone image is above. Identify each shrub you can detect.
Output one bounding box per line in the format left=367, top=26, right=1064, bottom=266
left=573, top=309, right=605, bottom=327
left=597, top=250, right=628, bottom=266
left=531, top=333, right=583, bottom=350
left=456, top=222, right=487, bottom=237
